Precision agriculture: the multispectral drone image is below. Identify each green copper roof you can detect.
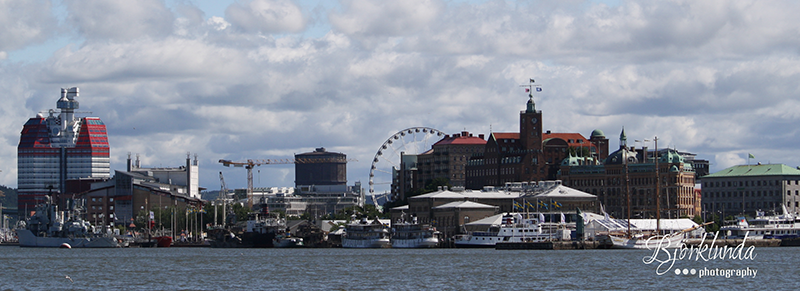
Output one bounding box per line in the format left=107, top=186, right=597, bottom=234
left=591, top=129, right=605, bottom=138
left=704, top=164, right=800, bottom=178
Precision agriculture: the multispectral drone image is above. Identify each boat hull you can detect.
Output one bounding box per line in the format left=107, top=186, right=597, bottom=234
left=17, top=229, right=119, bottom=248
left=605, top=234, right=683, bottom=249
left=342, top=238, right=390, bottom=248
left=391, top=237, right=439, bottom=248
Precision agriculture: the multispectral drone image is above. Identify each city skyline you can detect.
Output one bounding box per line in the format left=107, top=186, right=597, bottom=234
left=1, top=0, right=799, bottom=192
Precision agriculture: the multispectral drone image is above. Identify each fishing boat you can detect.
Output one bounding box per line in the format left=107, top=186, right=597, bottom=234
left=342, top=216, right=390, bottom=248
left=454, top=213, right=550, bottom=248
left=16, top=196, right=118, bottom=248
left=391, top=216, right=440, bottom=248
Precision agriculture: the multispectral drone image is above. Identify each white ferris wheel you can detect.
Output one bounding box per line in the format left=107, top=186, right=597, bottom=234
left=369, top=127, right=444, bottom=198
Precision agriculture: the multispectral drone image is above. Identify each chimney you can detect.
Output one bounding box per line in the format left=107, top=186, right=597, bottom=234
left=479, top=134, right=485, bottom=140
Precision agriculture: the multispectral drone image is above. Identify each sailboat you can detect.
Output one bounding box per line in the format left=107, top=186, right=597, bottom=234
left=601, top=136, right=684, bottom=249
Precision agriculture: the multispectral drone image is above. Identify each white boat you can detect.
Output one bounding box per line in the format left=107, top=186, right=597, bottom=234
left=17, top=196, right=119, bottom=248
left=454, top=213, right=550, bottom=248
left=600, top=232, right=684, bottom=249
left=391, top=216, right=440, bottom=248
left=721, top=206, right=800, bottom=240
left=342, top=216, right=391, bottom=248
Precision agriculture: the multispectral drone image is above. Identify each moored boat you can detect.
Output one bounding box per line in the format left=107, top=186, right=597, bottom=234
left=342, top=216, right=390, bottom=248
left=455, top=213, right=550, bottom=248
left=17, top=196, right=118, bottom=248
left=391, top=216, right=440, bottom=248
left=721, top=206, right=800, bottom=240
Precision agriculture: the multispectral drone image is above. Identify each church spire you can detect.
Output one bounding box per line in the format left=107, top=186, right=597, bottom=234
left=619, top=127, right=627, bottom=149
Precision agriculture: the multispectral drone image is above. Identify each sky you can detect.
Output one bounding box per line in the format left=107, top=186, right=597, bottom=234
left=2, top=0, right=799, bottom=194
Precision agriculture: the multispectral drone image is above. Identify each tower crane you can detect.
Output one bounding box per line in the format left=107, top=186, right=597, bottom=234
left=218, top=157, right=356, bottom=209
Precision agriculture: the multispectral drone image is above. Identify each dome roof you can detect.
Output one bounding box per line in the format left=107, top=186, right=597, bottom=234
left=591, top=129, right=605, bottom=138
left=605, top=147, right=638, bottom=165
left=659, top=150, right=684, bottom=164
left=561, top=155, right=596, bottom=166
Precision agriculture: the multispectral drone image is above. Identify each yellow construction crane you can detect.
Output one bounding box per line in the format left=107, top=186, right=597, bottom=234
left=218, top=157, right=356, bottom=208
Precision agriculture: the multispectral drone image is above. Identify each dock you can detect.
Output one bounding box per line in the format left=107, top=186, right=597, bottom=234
left=683, top=238, right=780, bottom=248
left=496, top=240, right=607, bottom=250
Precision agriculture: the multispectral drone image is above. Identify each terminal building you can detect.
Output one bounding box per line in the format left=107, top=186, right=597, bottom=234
left=17, top=87, right=110, bottom=216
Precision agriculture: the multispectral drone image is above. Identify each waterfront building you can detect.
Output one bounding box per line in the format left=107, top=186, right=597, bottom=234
left=464, top=97, right=607, bottom=190
left=396, top=132, right=486, bottom=201
left=295, top=147, right=347, bottom=187
left=78, top=154, right=204, bottom=227
left=17, top=87, right=110, bottom=216
left=399, top=181, right=597, bottom=237
left=701, top=164, right=800, bottom=217
left=558, top=129, right=699, bottom=219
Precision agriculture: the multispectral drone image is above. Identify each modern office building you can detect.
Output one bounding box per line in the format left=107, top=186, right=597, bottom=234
left=17, top=87, right=110, bottom=216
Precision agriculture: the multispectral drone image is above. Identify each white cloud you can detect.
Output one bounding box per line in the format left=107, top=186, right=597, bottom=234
left=330, top=0, right=444, bottom=38
left=64, top=0, right=175, bottom=41
left=0, top=0, right=59, bottom=51
left=225, top=0, right=307, bottom=33
left=5, top=0, right=800, bottom=192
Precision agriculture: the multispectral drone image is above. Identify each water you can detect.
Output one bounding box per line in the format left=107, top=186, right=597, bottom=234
left=0, top=246, right=796, bottom=290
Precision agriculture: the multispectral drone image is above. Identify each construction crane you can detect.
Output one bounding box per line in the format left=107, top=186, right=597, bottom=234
left=218, top=157, right=356, bottom=209
left=215, top=172, right=231, bottom=226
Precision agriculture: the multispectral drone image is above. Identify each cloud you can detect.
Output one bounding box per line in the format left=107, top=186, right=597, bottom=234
left=329, top=0, right=444, bottom=38
left=225, top=0, right=307, bottom=34
left=5, top=0, right=800, bottom=191
left=0, top=0, right=59, bottom=51
left=64, top=0, right=175, bottom=41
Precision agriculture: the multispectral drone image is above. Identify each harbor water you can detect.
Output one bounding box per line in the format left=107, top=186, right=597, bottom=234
left=0, top=246, right=796, bottom=290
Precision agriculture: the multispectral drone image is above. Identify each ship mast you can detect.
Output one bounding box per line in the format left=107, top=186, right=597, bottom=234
left=655, top=137, right=660, bottom=235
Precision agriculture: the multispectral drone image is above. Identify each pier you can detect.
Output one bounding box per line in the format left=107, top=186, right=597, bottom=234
left=496, top=240, right=607, bottom=250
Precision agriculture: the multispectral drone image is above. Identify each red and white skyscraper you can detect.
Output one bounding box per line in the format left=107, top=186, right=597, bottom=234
left=17, top=87, right=110, bottom=215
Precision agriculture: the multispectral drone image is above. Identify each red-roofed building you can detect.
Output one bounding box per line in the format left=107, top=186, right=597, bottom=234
left=17, top=88, right=111, bottom=216
left=464, top=97, right=610, bottom=189
left=397, top=131, right=486, bottom=200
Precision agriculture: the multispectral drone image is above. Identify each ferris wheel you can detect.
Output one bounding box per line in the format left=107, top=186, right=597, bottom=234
left=369, top=127, right=444, bottom=197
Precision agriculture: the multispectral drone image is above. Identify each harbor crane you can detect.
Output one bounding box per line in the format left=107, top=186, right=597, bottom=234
left=218, top=157, right=356, bottom=208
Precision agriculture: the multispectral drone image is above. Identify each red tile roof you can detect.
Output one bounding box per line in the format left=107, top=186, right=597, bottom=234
left=491, top=132, right=519, bottom=140
left=434, top=133, right=487, bottom=145
left=543, top=132, right=594, bottom=148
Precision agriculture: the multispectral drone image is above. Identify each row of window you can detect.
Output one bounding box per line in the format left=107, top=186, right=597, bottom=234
left=705, top=179, right=799, bottom=188
left=704, top=201, right=797, bottom=210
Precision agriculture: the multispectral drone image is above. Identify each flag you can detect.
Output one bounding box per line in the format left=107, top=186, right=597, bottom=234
left=551, top=200, right=562, bottom=209
left=536, top=87, right=542, bottom=92
left=526, top=200, right=535, bottom=211
left=525, top=88, right=530, bottom=92
left=560, top=212, right=565, bottom=224
left=748, top=153, right=755, bottom=159
left=513, top=201, right=524, bottom=211
left=539, top=212, right=545, bottom=224
left=538, top=200, right=548, bottom=210
left=530, top=78, right=535, bottom=83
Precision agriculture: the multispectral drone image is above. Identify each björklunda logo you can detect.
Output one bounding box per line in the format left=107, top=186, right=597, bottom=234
left=642, top=232, right=757, bottom=277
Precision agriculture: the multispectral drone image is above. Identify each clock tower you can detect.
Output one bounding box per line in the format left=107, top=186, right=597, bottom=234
left=520, top=92, right=543, bottom=180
